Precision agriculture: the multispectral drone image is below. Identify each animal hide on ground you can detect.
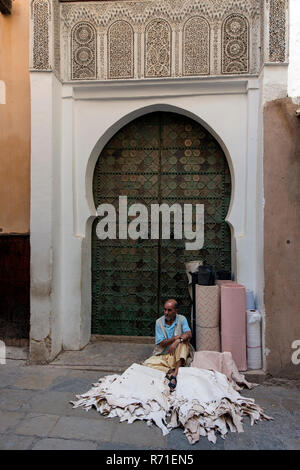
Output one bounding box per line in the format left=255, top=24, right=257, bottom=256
left=71, top=363, right=272, bottom=444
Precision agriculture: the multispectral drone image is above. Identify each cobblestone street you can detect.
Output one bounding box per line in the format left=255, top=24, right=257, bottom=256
left=0, top=343, right=299, bottom=451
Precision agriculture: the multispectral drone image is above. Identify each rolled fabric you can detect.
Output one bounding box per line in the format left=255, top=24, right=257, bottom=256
left=195, top=285, right=220, bottom=351
left=221, top=284, right=247, bottom=371
left=216, top=280, right=236, bottom=287
left=246, top=290, right=256, bottom=310
left=196, top=326, right=220, bottom=351
left=247, top=347, right=262, bottom=370
left=247, top=309, right=262, bottom=370
left=247, top=310, right=262, bottom=347
left=195, top=285, right=220, bottom=328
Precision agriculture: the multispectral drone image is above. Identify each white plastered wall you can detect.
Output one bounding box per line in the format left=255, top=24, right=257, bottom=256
left=29, top=75, right=263, bottom=355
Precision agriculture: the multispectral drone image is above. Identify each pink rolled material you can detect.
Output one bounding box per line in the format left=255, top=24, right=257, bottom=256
left=221, top=284, right=247, bottom=371
left=216, top=280, right=236, bottom=287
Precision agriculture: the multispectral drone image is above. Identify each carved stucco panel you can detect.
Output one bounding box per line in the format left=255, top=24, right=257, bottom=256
left=108, top=21, right=134, bottom=79
left=183, top=17, right=210, bottom=76
left=269, top=0, right=287, bottom=63
left=145, top=19, right=171, bottom=78
left=38, top=0, right=265, bottom=81
left=71, top=22, right=97, bottom=80
left=222, top=14, right=249, bottom=74
left=32, top=0, right=51, bottom=70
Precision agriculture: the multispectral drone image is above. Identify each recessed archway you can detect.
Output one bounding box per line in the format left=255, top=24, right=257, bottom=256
left=91, top=111, right=232, bottom=336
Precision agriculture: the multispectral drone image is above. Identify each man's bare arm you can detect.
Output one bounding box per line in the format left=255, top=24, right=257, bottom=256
left=159, top=331, right=192, bottom=349
left=158, top=335, right=181, bottom=349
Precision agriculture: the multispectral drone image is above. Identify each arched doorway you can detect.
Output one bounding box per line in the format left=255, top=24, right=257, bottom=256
left=92, top=112, right=231, bottom=336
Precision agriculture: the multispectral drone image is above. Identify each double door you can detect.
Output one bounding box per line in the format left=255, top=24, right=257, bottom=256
left=92, top=112, right=231, bottom=336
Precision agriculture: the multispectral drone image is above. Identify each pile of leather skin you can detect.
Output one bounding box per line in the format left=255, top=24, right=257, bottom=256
left=71, top=363, right=272, bottom=444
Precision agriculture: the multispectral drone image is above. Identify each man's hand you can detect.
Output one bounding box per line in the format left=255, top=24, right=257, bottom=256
left=180, top=331, right=192, bottom=343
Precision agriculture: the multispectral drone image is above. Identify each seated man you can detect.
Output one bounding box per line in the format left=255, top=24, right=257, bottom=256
left=143, top=299, right=194, bottom=391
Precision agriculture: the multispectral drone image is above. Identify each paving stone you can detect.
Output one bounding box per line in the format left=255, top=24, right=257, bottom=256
left=28, top=389, right=104, bottom=420
left=285, top=439, right=300, bottom=450
left=282, top=398, right=300, bottom=413
left=224, top=432, right=257, bottom=450
left=32, top=438, right=98, bottom=450
left=4, top=360, right=26, bottom=367
left=110, top=419, right=167, bottom=448
left=68, top=403, right=104, bottom=420
left=68, top=370, right=110, bottom=381
left=0, top=433, right=34, bottom=450
left=48, top=376, right=98, bottom=393
left=253, top=434, right=289, bottom=450
left=1, top=355, right=300, bottom=451
left=49, top=415, right=115, bottom=442
left=0, top=389, right=35, bottom=412
left=13, top=368, right=70, bottom=390
left=15, top=413, right=60, bottom=437
left=262, top=385, right=300, bottom=401
left=28, top=390, right=77, bottom=415
left=50, top=342, right=153, bottom=370
left=167, top=427, right=224, bottom=450
left=0, top=366, right=25, bottom=388
left=0, top=410, right=24, bottom=432
left=242, top=390, right=282, bottom=411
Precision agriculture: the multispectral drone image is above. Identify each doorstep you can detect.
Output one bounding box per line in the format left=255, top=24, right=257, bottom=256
left=3, top=343, right=267, bottom=383
left=244, top=369, right=266, bottom=384
left=90, top=334, right=155, bottom=344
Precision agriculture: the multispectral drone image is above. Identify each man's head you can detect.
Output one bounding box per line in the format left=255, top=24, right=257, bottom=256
left=164, top=299, right=178, bottom=323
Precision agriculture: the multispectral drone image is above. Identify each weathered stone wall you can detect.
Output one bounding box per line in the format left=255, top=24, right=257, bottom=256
left=264, top=97, right=300, bottom=377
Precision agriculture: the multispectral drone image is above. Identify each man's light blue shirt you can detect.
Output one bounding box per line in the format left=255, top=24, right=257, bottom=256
left=155, top=315, right=191, bottom=354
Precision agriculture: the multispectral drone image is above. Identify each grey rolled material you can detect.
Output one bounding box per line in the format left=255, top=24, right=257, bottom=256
left=195, top=285, right=220, bottom=351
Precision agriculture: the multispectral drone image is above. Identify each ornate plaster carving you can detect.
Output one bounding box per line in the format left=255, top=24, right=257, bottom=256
left=269, top=0, right=286, bottom=63
left=222, top=14, right=249, bottom=74
left=183, top=17, right=210, bottom=76
left=145, top=19, right=171, bottom=78
left=53, top=0, right=61, bottom=76
left=71, top=21, right=97, bottom=79
left=31, top=0, right=271, bottom=80
left=108, top=21, right=134, bottom=79
left=32, top=0, right=50, bottom=70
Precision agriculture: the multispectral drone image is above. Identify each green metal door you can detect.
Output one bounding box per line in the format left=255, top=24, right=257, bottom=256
left=92, top=112, right=231, bottom=336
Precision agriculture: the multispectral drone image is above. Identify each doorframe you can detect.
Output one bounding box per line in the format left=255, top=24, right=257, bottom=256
left=90, top=110, right=233, bottom=336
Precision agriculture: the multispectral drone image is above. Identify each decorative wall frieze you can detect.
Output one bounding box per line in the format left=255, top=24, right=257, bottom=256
left=71, top=22, right=97, bottom=79
left=108, top=21, right=134, bottom=79
left=30, top=0, right=289, bottom=81
left=222, top=14, right=249, bottom=74
left=269, top=0, right=287, bottom=63
left=183, top=17, right=210, bottom=76
left=60, top=0, right=261, bottom=28
left=53, top=0, right=61, bottom=76
left=31, top=0, right=51, bottom=70
left=57, top=0, right=262, bottom=81
left=145, top=19, right=171, bottom=78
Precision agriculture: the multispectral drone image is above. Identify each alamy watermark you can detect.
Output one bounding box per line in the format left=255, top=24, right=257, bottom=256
left=0, top=340, right=6, bottom=365
left=291, top=340, right=300, bottom=365
left=96, top=196, right=204, bottom=250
